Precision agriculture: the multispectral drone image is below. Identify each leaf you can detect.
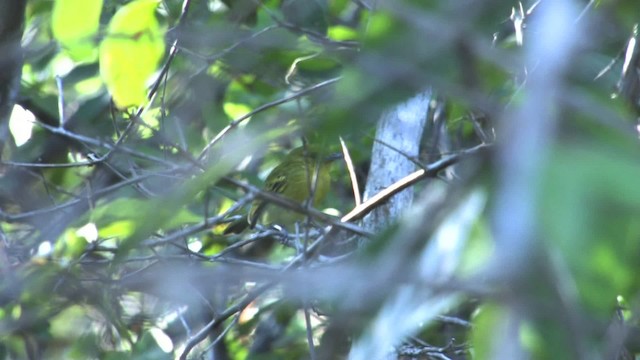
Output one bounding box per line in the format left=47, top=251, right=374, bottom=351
left=92, top=198, right=201, bottom=237
left=542, top=142, right=640, bottom=314
left=52, top=0, right=103, bottom=61
left=223, top=102, right=252, bottom=120
left=281, top=0, right=328, bottom=35
left=99, top=0, right=165, bottom=109
left=327, top=25, right=358, bottom=41
left=470, top=304, right=503, bottom=359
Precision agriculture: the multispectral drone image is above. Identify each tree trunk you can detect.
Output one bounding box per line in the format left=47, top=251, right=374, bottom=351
left=0, top=0, right=27, bottom=159
left=361, top=90, right=432, bottom=233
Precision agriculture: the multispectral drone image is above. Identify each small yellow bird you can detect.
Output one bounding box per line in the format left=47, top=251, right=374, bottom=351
left=225, top=145, right=340, bottom=234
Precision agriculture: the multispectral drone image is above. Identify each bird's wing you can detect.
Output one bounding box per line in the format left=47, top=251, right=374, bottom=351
left=248, top=173, right=287, bottom=227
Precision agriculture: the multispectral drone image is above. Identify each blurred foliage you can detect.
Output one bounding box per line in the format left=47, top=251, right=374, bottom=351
left=1, top=0, right=640, bottom=359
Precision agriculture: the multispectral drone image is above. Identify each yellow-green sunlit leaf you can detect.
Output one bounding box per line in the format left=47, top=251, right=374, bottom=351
left=223, top=102, right=252, bottom=121
left=327, top=25, right=358, bottom=41
left=52, top=0, right=103, bottom=61
left=99, top=0, right=165, bottom=108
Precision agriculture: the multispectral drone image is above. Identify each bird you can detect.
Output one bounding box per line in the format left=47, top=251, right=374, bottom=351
left=224, top=145, right=340, bottom=235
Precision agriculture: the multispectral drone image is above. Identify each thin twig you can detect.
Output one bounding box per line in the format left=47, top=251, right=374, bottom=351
left=55, top=75, right=65, bottom=127
left=198, top=77, right=341, bottom=160
left=198, top=313, right=240, bottom=357
left=435, top=315, right=472, bottom=328
left=340, top=137, right=361, bottom=206
left=0, top=169, right=181, bottom=222
left=0, top=159, right=101, bottom=169
left=141, top=195, right=254, bottom=247
left=179, top=227, right=331, bottom=358
left=137, top=0, right=193, bottom=117
left=372, top=136, right=426, bottom=170
left=223, top=176, right=371, bottom=237
left=304, top=305, right=317, bottom=360
left=33, top=120, right=173, bottom=166
left=179, top=282, right=274, bottom=360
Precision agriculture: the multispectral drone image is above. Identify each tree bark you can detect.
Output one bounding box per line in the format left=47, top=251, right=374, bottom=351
left=0, top=0, right=27, bottom=159
left=361, top=90, right=432, bottom=233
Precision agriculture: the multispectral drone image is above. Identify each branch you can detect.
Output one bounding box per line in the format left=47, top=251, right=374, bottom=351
left=179, top=282, right=274, bottom=360
left=0, top=0, right=27, bottom=159
left=341, top=143, right=489, bottom=223
left=198, top=77, right=341, bottom=160
left=223, top=176, right=372, bottom=237
left=0, top=168, right=183, bottom=222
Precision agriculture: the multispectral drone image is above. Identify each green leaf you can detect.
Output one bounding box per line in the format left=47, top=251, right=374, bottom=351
left=327, top=25, right=358, bottom=41
left=114, top=142, right=254, bottom=259
left=52, top=0, right=103, bottom=61
left=92, top=198, right=201, bottom=239
left=542, top=142, right=640, bottom=314
left=54, top=228, right=88, bottom=259
left=223, top=102, right=252, bottom=120
left=470, top=304, right=503, bottom=359
left=99, top=0, right=165, bottom=108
